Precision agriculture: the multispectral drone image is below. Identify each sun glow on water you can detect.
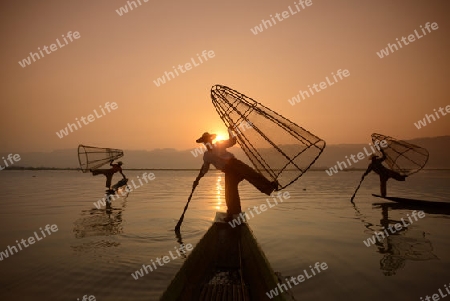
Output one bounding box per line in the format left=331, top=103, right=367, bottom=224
left=215, top=176, right=223, bottom=211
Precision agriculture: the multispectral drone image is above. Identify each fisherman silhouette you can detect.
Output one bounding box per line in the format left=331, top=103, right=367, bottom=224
left=363, top=153, right=406, bottom=197
left=194, top=127, right=279, bottom=218
left=91, top=160, right=127, bottom=190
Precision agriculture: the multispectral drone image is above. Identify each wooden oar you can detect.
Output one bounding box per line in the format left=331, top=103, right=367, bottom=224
left=174, top=181, right=198, bottom=232
left=350, top=172, right=367, bottom=203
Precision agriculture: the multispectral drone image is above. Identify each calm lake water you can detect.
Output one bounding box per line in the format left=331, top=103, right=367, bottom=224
left=0, top=170, right=449, bottom=301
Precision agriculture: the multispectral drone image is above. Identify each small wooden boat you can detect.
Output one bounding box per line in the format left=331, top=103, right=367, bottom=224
left=160, top=212, right=287, bottom=301
left=372, top=194, right=450, bottom=210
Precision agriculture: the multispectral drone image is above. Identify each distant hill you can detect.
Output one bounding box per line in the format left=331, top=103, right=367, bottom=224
left=3, top=136, right=449, bottom=170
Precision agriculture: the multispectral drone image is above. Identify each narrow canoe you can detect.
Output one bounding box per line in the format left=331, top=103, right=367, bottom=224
left=372, top=194, right=450, bottom=210
left=160, top=212, right=287, bottom=301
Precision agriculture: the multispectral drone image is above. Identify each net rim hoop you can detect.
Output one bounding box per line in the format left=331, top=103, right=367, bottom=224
left=210, top=84, right=326, bottom=190
left=371, top=133, right=429, bottom=176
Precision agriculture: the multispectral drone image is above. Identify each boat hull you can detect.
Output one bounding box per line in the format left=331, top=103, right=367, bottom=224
left=160, top=212, right=286, bottom=301
left=372, top=194, right=450, bottom=210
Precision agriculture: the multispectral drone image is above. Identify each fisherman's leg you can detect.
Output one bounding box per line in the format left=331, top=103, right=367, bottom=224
left=228, top=158, right=277, bottom=195
left=390, top=170, right=407, bottom=181
left=224, top=171, right=243, bottom=215
left=105, top=174, right=113, bottom=189
left=91, top=169, right=107, bottom=176
left=380, top=175, right=387, bottom=197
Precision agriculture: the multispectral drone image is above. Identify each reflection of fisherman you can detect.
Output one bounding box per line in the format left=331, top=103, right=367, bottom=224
left=363, top=153, right=406, bottom=197
left=91, top=160, right=126, bottom=190
left=194, top=127, right=279, bottom=217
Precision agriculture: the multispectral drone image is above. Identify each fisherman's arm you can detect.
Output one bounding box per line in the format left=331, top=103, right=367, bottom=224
left=193, top=162, right=209, bottom=187
left=221, top=127, right=237, bottom=148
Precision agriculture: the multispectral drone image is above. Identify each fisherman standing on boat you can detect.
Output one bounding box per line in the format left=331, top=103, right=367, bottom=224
left=194, top=127, right=279, bottom=218
left=363, top=153, right=406, bottom=197
left=91, top=160, right=127, bottom=190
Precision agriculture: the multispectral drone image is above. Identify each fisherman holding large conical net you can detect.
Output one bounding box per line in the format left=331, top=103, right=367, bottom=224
left=91, top=160, right=127, bottom=191
left=77, top=144, right=128, bottom=193
left=363, top=153, right=407, bottom=198
left=193, top=127, right=279, bottom=220
left=174, top=85, right=326, bottom=232
left=351, top=133, right=429, bottom=201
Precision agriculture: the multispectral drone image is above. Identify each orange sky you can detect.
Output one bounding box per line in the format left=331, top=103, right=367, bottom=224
left=0, top=0, right=449, bottom=152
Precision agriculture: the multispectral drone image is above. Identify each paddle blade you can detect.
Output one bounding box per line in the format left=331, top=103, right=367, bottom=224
left=174, top=216, right=184, bottom=232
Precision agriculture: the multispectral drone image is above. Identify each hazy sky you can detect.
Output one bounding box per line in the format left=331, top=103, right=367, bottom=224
left=1, top=0, right=449, bottom=152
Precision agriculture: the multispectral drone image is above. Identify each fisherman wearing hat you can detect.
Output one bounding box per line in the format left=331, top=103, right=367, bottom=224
left=194, top=127, right=279, bottom=217
left=363, top=153, right=406, bottom=197
left=91, top=160, right=127, bottom=190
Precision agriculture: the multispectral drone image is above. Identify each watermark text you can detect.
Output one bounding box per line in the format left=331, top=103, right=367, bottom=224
left=376, top=22, right=438, bottom=59
left=228, top=191, right=290, bottom=228
left=56, top=102, right=118, bottom=139
left=131, top=243, right=193, bottom=279
left=325, top=140, right=388, bottom=176
left=0, top=224, right=58, bottom=261
left=18, top=31, right=81, bottom=68
left=414, top=105, right=450, bottom=129
left=287, top=69, right=350, bottom=106
left=153, top=50, right=215, bottom=87
left=363, top=210, right=425, bottom=247
left=266, top=262, right=328, bottom=299
left=250, top=0, right=313, bottom=35
left=0, top=153, right=21, bottom=171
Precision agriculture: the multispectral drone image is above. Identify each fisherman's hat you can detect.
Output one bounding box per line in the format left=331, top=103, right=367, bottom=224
left=196, top=132, right=216, bottom=143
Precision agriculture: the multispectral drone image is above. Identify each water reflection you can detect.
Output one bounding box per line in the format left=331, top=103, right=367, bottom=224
left=353, top=200, right=438, bottom=276
left=174, top=230, right=188, bottom=259
left=71, top=191, right=129, bottom=253
left=372, top=204, right=438, bottom=276
left=216, top=176, right=223, bottom=211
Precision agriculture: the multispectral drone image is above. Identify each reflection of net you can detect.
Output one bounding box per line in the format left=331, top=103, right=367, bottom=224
left=211, top=85, right=325, bottom=190
left=78, top=145, right=123, bottom=173
left=378, top=231, right=437, bottom=276
left=372, top=133, right=429, bottom=176
left=73, top=209, right=123, bottom=239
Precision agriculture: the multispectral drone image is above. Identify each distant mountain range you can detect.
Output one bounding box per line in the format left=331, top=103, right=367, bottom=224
left=3, top=136, right=449, bottom=170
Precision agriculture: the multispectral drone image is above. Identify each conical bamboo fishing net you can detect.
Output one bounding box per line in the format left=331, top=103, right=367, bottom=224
left=211, top=85, right=326, bottom=190
left=77, top=144, right=123, bottom=173
left=372, top=133, right=428, bottom=176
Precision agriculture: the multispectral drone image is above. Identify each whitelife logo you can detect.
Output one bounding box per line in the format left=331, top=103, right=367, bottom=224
left=250, top=0, right=313, bottom=35
left=0, top=224, right=59, bottom=261
left=325, top=140, right=388, bottom=176
left=414, top=105, right=450, bottom=129
left=131, top=243, right=193, bottom=280
left=363, top=210, right=425, bottom=247
left=115, top=0, right=149, bottom=16
left=376, top=22, right=439, bottom=59
left=153, top=50, right=215, bottom=87
left=0, top=153, right=21, bottom=171
left=18, top=31, right=81, bottom=68
left=287, top=69, right=350, bottom=106
left=56, top=102, right=118, bottom=139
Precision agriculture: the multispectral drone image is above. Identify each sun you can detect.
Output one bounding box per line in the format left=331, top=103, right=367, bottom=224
left=214, top=132, right=228, bottom=142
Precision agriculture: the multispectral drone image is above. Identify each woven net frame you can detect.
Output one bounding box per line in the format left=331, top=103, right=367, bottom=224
left=371, top=133, right=429, bottom=176
left=77, top=144, right=124, bottom=173
left=211, top=85, right=326, bottom=190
